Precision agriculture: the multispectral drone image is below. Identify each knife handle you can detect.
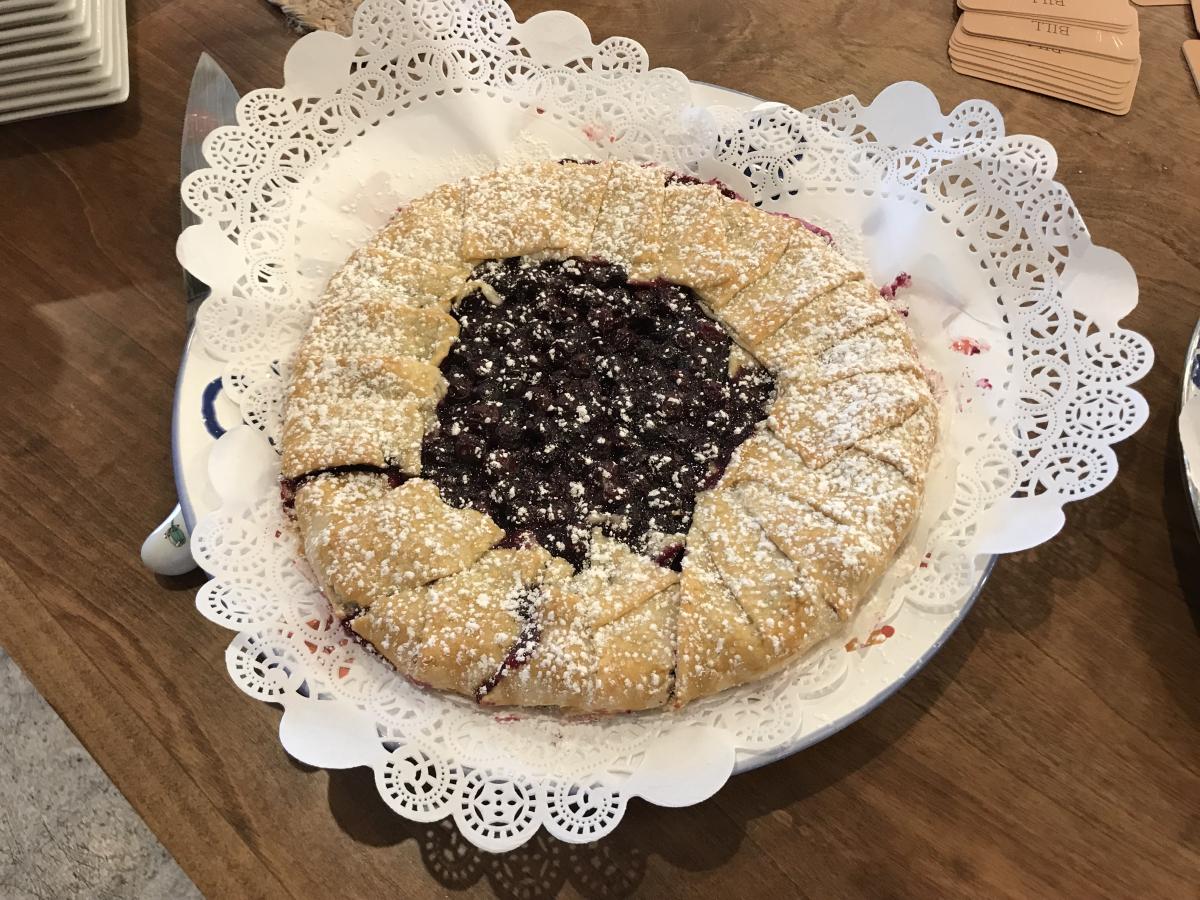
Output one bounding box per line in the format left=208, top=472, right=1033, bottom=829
left=141, top=504, right=197, bottom=576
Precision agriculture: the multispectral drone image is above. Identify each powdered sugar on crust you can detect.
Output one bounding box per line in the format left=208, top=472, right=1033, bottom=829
left=293, top=475, right=504, bottom=618
left=281, top=160, right=938, bottom=711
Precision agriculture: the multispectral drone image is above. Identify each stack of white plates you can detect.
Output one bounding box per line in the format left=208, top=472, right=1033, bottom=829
left=0, top=0, right=127, bottom=125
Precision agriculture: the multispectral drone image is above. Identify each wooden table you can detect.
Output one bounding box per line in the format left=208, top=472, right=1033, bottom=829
left=1, top=1, right=1198, bottom=896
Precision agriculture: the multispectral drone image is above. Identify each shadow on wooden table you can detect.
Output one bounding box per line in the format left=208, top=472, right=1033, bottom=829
left=987, top=475, right=1124, bottom=636
left=1159, top=427, right=1200, bottom=731
left=326, top=766, right=654, bottom=898
left=154, top=568, right=209, bottom=591
left=0, top=96, right=141, bottom=161
left=1163, top=428, right=1200, bottom=635
left=314, top=623, right=983, bottom=899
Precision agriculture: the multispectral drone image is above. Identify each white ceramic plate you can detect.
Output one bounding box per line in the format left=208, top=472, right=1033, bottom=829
left=0, top=41, right=98, bottom=84
left=0, top=0, right=74, bottom=28
left=0, top=0, right=112, bottom=106
left=0, top=0, right=62, bottom=10
left=0, top=0, right=83, bottom=45
left=0, top=0, right=96, bottom=72
left=171, top=79, right=996, bottom=773
left=0, top=0, right=125, bottom=123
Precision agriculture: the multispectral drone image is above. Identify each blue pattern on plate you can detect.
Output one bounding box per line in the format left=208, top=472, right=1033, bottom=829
left=201, top=378, right=227, bottom=439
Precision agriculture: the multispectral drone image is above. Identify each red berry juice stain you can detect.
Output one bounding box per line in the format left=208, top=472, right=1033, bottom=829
left=950, top=337, right=989, bottom=356
left=880, top=272, right=912, bottom=300
left=846, top=625, right=897, bottom=652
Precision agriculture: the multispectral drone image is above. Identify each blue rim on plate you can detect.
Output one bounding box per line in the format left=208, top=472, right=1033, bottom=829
left=1182, top=317, right=1200, bottom=537
left=171, top=330, right=200, bottom=533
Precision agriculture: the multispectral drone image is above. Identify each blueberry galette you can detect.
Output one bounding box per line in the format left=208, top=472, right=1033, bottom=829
left=281, top=160, right=937, bottom=711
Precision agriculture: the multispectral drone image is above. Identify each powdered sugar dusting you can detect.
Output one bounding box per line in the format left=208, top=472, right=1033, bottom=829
left=282, top=160, right=939, bottom=711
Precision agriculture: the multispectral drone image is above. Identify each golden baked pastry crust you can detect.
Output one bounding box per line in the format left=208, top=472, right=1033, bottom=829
left=281, top=161, right=938, bottom=711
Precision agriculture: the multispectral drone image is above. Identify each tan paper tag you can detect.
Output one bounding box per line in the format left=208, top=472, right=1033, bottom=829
left=1184, top=40, right=1200, bottom=96
left=951, top=23, right=1139, bottom=84
left=957, top=0, right=1136, bottom=32
left=950, top=60, right=1136, bottom=113
left=951, top=64, right=1132, bottom=112
left=950, top=51, right=1136, bottom=101
left=950, top=37, right=1132, bottom=88
left=950, top=46, right=1132, bottom=96
left=960, top=11, right=1140, bottom=61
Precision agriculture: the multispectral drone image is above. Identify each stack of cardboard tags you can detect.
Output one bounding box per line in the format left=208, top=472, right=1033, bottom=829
left=950, top=0, right=1141, bottom=115
left=1184, top=0, right=1200, bottom=95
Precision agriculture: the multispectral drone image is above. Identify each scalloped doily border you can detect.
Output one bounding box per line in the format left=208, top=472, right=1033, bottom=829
left=176, top=1, right=1152, bottom=854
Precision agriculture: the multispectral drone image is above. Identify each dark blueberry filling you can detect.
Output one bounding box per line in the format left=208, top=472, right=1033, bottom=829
left=475, top=587, right=542, bottom=702
left=420, top=257, right=775, bottom=569
left=652, top=542, right=686, bottom=569
left=663, top=170, right=744, bottom=201
left=556, top=158, right=742, bottom=200
left=774, top=210, right=834, bottom=245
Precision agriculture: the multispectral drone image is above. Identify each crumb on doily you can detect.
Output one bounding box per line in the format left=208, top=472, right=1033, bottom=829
left=844, top=624, right=896, bottom=652
left=950, top=337, right=989, bottom=356
left=880, top=272, right=912, bottom=300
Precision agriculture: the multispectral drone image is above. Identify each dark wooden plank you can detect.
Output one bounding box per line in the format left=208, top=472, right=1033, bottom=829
left=0, top=0, right=1197, bottom=896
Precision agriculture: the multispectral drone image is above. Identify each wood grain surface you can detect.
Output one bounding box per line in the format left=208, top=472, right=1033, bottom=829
left=1, top=1, right=1198, bottom=897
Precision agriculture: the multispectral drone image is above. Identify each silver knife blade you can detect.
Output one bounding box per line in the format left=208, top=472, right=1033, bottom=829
left=181, top=52, right=241, bottom=326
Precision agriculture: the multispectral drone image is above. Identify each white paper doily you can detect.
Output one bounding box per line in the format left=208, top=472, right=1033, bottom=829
left=178, top=0, right=1151, bottom=853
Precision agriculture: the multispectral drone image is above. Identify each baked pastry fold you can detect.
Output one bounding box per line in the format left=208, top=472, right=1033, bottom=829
left=282, top=161, right=939, bottom=711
